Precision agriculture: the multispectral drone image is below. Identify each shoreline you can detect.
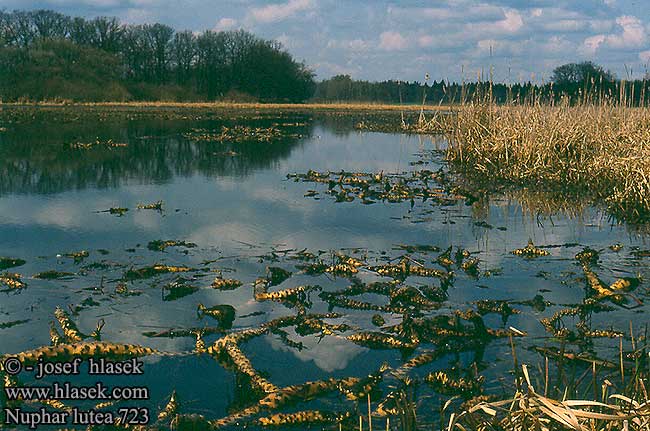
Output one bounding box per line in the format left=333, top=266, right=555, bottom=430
left=0, top=101, right=450, bottom=111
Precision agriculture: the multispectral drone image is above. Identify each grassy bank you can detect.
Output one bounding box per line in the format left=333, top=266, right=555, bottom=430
left=0, top=100, right=449, bottom=112
left=432, top=103, right=650, bottom=222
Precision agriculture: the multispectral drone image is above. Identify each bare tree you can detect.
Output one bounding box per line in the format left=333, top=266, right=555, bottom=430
left=89, top=17, right=123, bottom=52
left=144, top=23, right=174, bottom=83
left=171, top=30, right=196, bottom=84
left=30, top=10, right=70, bottom=39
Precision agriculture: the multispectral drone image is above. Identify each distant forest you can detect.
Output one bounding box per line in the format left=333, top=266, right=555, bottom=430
left=1, top=9, right=649, bottom=105
left=314, top=62, right=650, bottom=106
left=0, top=9, right=316, bottom=102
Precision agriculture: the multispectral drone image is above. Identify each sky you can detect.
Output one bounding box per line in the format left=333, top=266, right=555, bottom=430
left=1, top=0, right=649, bottom=83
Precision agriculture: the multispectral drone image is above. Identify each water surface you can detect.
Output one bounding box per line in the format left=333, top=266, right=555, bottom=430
left=0, top=107, right=648, bottom=429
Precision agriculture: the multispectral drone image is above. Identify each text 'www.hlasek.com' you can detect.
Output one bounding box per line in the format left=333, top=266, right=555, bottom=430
left=2, top=356, right=151, bottom=429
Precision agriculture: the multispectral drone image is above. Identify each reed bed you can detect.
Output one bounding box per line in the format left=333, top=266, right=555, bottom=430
left=448, top=364, right=650, bottom=431
left=433, top=102, right=650, bottom=222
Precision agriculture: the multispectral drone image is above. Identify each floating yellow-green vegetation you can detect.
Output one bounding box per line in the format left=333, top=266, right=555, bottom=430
left=256, top=410, right=351, bottom=427
left=183, top=125, right=298, bottom=143
left=609, top=243, right=624, bottom=252
left=539, top=296, right=630, bottom=340
left=147, top=239, right=197, bottom=252
left=288, top=169, right=458, bottom=206
left=157, top=390, right=179, bottom=422
left=69, top=138, right=128, bottom=149
left=54, top=306, right=84, bottom=342
left=137, top=200, right=163, bottom=210
left=62, top=250, right=89, bottom=263
left=255, top=285, right=310, bottom=303
left=0, top=310, right=170, bottom=370
left=96, top=206, right=129, bottom=216
left=425, top=370, right=484, bottom=398
left=211, top=277, right=243, bottom=290
left=123, top=264, right=193, bottom=281
left=114, top=282, right=141, bottom=297
left=581, top=263, right=641, bottom=305
left=3, top=238, right=649, bottom=430
left=396, top=244, right=441, bottom=253
left=575, top=247, right=600, bottom=264
left=0, top=257, right=26, bottom=270
left=371, top=314, right=385, bottom=327
left=474, top=299, right=519, bottom=319
left=33, top=270, right=75, bottom=280
left=0, top=319, right=29, bottom=330
left=0, top=272, right=26, bottom=291
left=511, top=239, right=550, bottom=258
left=3, top=106, right=650, bottom=430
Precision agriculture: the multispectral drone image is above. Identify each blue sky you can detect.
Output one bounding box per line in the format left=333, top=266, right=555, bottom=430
left=1, top=0, right=649, bottom=82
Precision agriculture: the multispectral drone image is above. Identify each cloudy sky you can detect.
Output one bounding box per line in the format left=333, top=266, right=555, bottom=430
left=2, top=0, right=649, bottom=82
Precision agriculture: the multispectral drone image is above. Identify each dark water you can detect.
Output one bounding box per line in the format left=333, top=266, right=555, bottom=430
left=0, top=107, right=648, bottom=429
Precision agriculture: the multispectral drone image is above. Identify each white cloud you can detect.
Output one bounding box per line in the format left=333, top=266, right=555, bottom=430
left=267, top=330, right=365, bottom=372
left=45, top=0, right=123, bottom=6
left=468, top=9, right=524, bottom=36
left=418, top=35, right=435, bottom=48
left=640, top=50, right=650, bottom=64
left=497, top=10, right=524, bottom=33
left=417, top=34, right=464, bottom=50
left=607, top=15, right=646, bottom=48
left=584, top=15, right=646, bottom=54
left=327, top=39, right=371, bottom=52
left=589, top=19, right=614, bottom=33
left=214, top=17, right=237, bottom=31
left=276, top=33, right=291, bottom=47
left=476, top=38, right=526, bottom=57
left=379, top=31, right=408, bottom=51
left=313, top=61, right=360, bottom=77
left=391, top=4, right=503, bottom=23
left=275, top=34, right=305, bottom=50
left=347, top=39, right=370, bottom=52
left=582, top=34, right=606, bottom=55
left=249, top=0, right=314, bottom=23
left=121, top=7, right=154, bottom=24
left=540, top=36, right=574, bottom=55
left=541, top=19, right=585, bottom=32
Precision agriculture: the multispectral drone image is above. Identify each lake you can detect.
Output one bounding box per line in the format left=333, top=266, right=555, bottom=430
left=0, top=106, right=648, bottom=430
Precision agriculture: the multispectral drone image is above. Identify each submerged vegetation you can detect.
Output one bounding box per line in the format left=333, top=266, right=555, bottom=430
left=1, top=93, right=650, bottom=430
left=1, top=236, right=649, bottom=430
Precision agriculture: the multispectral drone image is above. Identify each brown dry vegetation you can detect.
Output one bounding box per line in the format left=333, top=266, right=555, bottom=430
left=433, top=102, right=650, bottom=222
left=0, top=100, right=448, bottom=112
left=449, top=365, right=650, bottom=431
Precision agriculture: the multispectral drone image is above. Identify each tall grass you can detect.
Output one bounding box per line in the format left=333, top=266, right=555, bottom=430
left=449, top=363, right=650, bottom=431
left=431, top=95, right=650, bottom=223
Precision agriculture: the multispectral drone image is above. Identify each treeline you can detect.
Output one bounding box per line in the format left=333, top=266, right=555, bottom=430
left=1, top=11, right=647, bottom=107
left=0, top=9, right=315, bottom=102
left=314, top=63, right=650, bottom=106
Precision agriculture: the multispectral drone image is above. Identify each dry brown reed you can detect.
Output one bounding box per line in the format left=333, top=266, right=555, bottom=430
left=439, top=101, right=650, bottom=222
left=448, top=365, right=650, bottom=431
